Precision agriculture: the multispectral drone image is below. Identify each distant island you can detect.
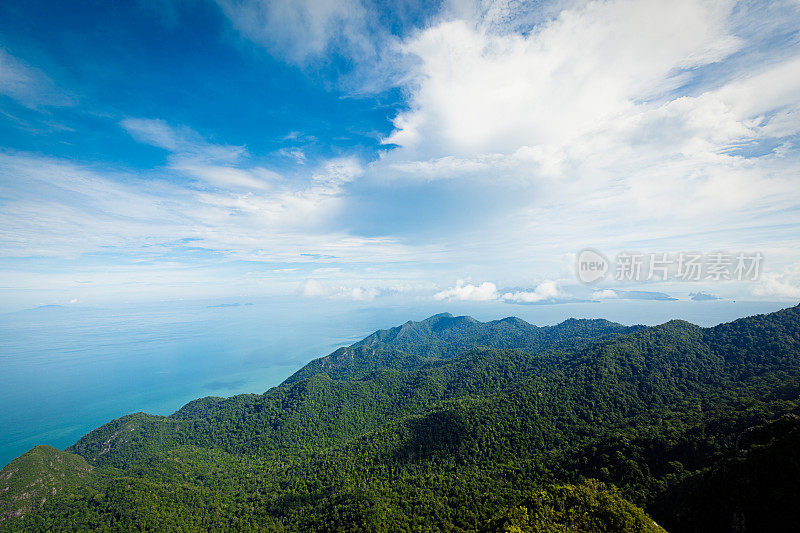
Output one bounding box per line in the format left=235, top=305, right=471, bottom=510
left=690, top=291, right=722, bottom=301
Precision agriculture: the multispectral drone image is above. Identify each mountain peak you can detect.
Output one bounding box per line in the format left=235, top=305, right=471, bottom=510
left=0, top=446, right=94, bottom=522
left=423, top=312, right=454, bottom=321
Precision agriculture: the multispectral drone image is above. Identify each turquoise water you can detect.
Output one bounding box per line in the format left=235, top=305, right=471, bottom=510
left=0, top=299, right=384, bottom=468
left=0, top=297, right=790, bottom=468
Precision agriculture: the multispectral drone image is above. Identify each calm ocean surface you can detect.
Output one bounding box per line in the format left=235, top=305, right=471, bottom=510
left=0, top=297, right=790, bottom=468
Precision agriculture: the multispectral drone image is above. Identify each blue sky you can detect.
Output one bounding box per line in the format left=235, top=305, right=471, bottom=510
left=1, top=0, right=800, bottom=311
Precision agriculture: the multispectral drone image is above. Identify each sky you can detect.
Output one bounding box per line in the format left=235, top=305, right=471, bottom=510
left=1, top=0, right=799, bottom=312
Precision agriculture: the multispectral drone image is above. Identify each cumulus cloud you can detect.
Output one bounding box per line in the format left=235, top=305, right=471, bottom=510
left=502, top=280, right=562, bottom=303
left=592, top=289, right=620, bottom=300
left=434, top=280, right=499, bottom=301
left=433, top=279, right=574, bottom=304
left=753, top=263, right=800, bottom=300
left=374, top=0, right=800, bottom=234
left=384, top=0, right=742, bottom=158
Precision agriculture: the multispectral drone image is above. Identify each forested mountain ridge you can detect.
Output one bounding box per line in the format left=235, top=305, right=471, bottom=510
left=64, top=314, right=642, bottom=467
left=2, top=305, right=799, bottom=531
left=285, top=313, right=642, bottom=383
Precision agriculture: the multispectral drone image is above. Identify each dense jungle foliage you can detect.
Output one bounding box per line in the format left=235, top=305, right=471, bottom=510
left=2, top=305, right=799, bottom=531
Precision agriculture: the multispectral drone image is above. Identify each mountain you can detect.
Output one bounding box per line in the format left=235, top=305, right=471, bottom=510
left=0, top=446, right=94, bottom=522
left=285, top=313, right=641, bottom=382
left=1, top=305, right=799, bottom=531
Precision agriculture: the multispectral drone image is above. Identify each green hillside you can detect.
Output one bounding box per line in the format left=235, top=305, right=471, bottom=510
left=285, top=313, right=640, bottom=383
left=0, top=446, right=94, bottom=523
left=2, top=305, right=799, bottom=531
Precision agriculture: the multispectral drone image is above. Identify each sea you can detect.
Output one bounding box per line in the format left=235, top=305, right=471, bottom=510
left=0, top=296, right=791, bottom=468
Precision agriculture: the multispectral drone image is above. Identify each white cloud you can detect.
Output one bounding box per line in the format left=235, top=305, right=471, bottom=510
left=120, top=118, right=250, bottom=164
left=434, top=279, right=499, bottom=301
left=0, top=150, right=422, bottom=267
left=121, top=119, right=364, bottom=208
left=433, top=279, right=567, bottom=303
left=0, top=48, right=75, bottom=108
left=344, top=286, right=380, bottom=301
left=502, top=280, right=562, bottom=303
left=214, top=0, right=420, bottom=93
left=173, top=164, right=281, bottom=190
left=168, top=155, right=365, bottom=235
left=0, top=152, right=187, bottom=258
left=299, top=278, right=327, bottom=298
left=592, top=289, right=620, bottom=300
left=384, top=0, right=743, bottom=158
left=120, top=117, right=213, bottom=153
left=753, top=263, right=800, bottom=300
left=278, top=147, right=307, bottom=164
left=216, top=0, right=373, bottom=65
left=376, top=0, right=800, bottom=229
left=312, top=156, right=363, bottom=186
left=120, top=118, right=281, bottom=190
left=298, top=279, right=381, bottom=301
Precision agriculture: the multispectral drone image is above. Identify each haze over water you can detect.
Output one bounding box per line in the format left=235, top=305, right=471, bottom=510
left=0, top=297, right=790, bottom=468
